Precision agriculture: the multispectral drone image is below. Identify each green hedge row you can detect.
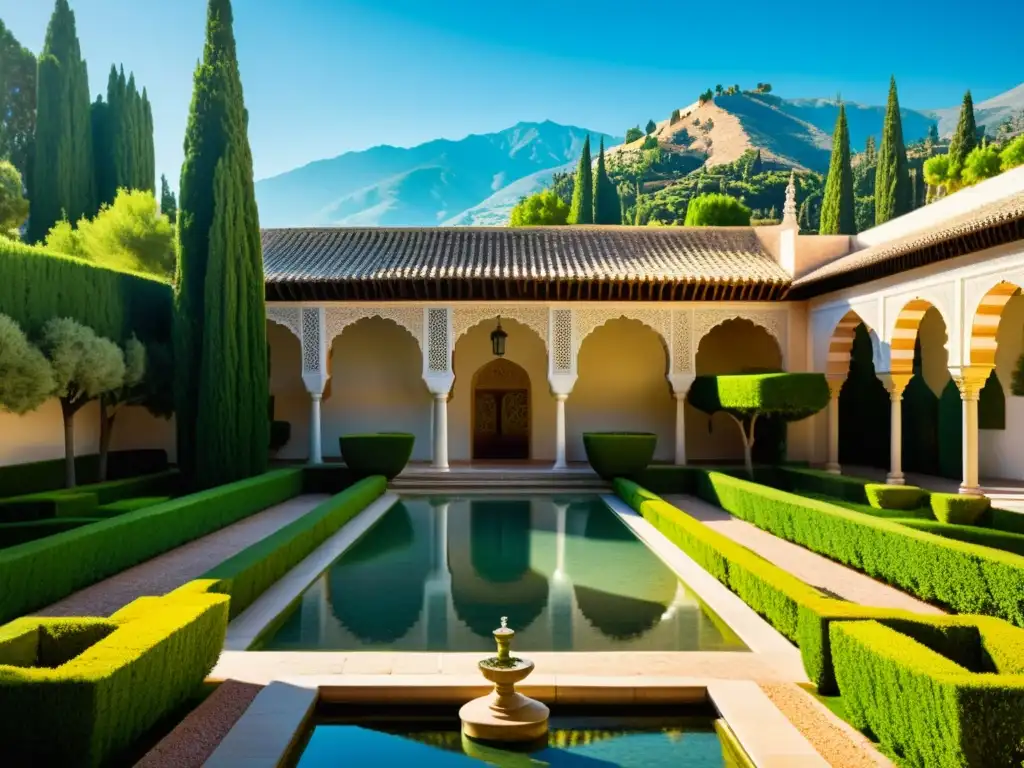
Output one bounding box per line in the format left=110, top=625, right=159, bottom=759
left=0, top=468, right=304, bottom=623
left=693, top=471, right=1024, bottom=626
left=896, top=518, right=1024, bottom=558
left=0, top=470, right=178, bottom=523
left=0, top=449, right=168, bottom=499
left=0, top=584, right=228, bottom=767
left=0, top=518, right=100, bottom=549
left=832, top=616, right=1024, bottom=767
left=203, top=476, right=387, bottom=619
left=614, top=479, right=916, bottom=692
left=0, top=238, right=172, bottom=345
left=803, top=492, right=932, bottom=520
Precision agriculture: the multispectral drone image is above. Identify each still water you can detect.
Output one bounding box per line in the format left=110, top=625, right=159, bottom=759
left=259, top=496, right=745, bottom=652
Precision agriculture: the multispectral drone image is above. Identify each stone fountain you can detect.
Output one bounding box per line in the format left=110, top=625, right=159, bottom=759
left=459, top=617, right=550, bottom=743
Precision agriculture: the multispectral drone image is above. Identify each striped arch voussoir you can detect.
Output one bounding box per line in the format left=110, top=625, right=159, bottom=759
left=826, top=310, right=870, bottom=377
left=969, top=281, right=1021, bottom=367
left=889, top=298, right=935, bottom=374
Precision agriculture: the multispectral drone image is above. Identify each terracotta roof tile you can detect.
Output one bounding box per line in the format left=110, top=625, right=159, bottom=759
left=261, top=226, right=791, bottom=287
left=793, top=192, right=1024, bottom=288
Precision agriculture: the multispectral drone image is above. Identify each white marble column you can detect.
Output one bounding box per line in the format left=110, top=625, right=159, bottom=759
left=432, top=393, right=450, bottom=470
left=554, top=394, right=569, bottom=470
left=668, top=375, right=695, bottom=466
left=952, top=366, right=991, bottom=496
left=879, top=374, right=911, bottom=485
left=309, top=393, right=323, bottom=464
left=825, top=377, right=844, bottom=474
left=299, top=306, right=328, bottom=466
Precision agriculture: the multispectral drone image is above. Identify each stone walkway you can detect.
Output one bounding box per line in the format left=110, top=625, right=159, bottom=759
left=36, top=495, right=328, bottom=617
left=664, top=495, right=943, bottom=614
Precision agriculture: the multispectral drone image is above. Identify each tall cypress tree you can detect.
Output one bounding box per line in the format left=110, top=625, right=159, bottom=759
left=948, top=90, right=977, bottom=172
left=819, top=103, right=855, bottom=234
left=592, top=138, right=621, bottom=224
left=141, top=88, right=155, bottom=192
left=28, top=0, right=95, bottom=242
left=874, top=76, right=911, bottom=225
left=160, top=174, right=177, bottom=223
left=90, top=94, right=114, bottom=207
left=0, top=21, right=37, bottom=193
left=175, top=0, right=268, bottom=488
left=568, top=135, right=593, bottom=224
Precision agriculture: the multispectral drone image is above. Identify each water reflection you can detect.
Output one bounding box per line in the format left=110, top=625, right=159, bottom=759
left=259, top=496, right=745, bottom=652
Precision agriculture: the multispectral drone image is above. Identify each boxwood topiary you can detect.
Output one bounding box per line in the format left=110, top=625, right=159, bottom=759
left=339, top=433, right=415, bottom=480
left=931, top=493, right=990, bottom=526
left=865, top=483, right=928, bottom=511
left=582, top=433, right=657, bottom=480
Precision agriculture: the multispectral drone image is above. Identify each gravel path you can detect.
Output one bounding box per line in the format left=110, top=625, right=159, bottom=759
left=134, top=680, right=263, bottom=768
left=760, top=683, right=894, bottom=768
left=36, top=495, right=328, bottom=617
left=665, top=494, right=943, bottom=613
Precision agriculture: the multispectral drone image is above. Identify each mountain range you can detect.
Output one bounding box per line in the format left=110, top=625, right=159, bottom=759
left=255, top=83, right=1024, bottom=228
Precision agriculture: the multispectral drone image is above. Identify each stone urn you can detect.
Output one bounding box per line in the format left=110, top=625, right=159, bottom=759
left=459, top=617, right=550, bottom=743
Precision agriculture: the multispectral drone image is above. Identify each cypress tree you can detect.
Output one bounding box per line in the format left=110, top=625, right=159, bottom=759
left=124, top=74, right=140, bottom=190
left=141, top=89, right=155, bottom=192
left=592, top=138, right=621, bottom=224
left=819, top=103, right=856, bottom=234
left=175, top=0, right=268, bottom=488
left=568, top=135, right=593, bottom=224
left=160, top=174, right=177, bottom=224
left=111, top=67, right=128, bottom=189
left=948, top=90, right=977, bottom=172
left=874, top=76, right=911, bottom=225
left=28, top=0, right=95, bottom=242
left=91, top=94, right=114, bottom=207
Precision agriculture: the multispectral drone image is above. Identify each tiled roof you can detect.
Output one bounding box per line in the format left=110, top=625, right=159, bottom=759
left=261, top=226, right=791, bottom=301
left=793, top=192, right=1024, bottom=291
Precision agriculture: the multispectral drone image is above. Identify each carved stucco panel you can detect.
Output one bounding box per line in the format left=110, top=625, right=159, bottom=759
left=266, top=306, right=302, bottom=341
left=323, top=306, right=423, bottom=350
left=452, top=306, right=548, bottom=348
left=692, top=308, right=788, bottom=360
left=573, top=307, right=671, bottom=354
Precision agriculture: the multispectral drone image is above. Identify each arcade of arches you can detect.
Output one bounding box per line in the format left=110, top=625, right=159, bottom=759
left=266, top=307, right=796, bottom=468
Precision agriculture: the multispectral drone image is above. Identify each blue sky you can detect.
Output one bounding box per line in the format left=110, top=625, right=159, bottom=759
left=2, top=0, right=1022, bottom=185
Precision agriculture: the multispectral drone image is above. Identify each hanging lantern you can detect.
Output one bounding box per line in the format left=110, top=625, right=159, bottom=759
left=490, top=317, right=508, bottom=357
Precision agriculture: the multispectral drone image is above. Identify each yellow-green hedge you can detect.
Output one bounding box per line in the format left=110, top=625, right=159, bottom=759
left=614, top=479, right=915, bottom=692
left=832, top=616, right=1024, bottom=767
left=693, top=471, right=1024, bottom=626
left=0, top=585, right=229, bottom=767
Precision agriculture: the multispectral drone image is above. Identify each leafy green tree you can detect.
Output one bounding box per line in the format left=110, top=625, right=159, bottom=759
left=1000, top=135, right=1024, bottom=171
left=97, top=335, right=147, bottom=480
left=175, top=0, right=269, bottom=488
left=624, top=126, right=643, bottom=144
left=0, top=21, right=36, bottom=191
left=684, top=193, right=751, bottom=226
left=568, top=135, right=594, bottom=224
left=819, top=103, right=856, bottom=234
left=43, top=189, right=175, bottom=278
left=0, top=161, right=29, bottom=238
left=960, top=143, right=1002, bottom=185
left=508, top=189, right=569, bottom=226
left=41, top=318, right=124, bottom=487
left=688, top=373, right=829, bottom=475
left=160, top=174, right=178, bottom=223
left=0, top=313, right=53, bottom=415
left=923, top=154, right=952, bottom=200
left=29, top=0, right=96, bottom=243
left=874, top=76, right=910, bottom=225
left=645, top=119, right=657, bottom=135
left=641, top=135, right=658, bottom=150
left=593, top=138, right=621, bottom=224
left=948, top=90, right=977, bottom=175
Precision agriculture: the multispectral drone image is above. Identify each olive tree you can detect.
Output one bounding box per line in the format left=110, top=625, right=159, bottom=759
left=40, top=318, right=125, bottom=487
left=0, top=313, right=54, bottom=414
left=97, top=336, right=145, bottom=481
left=688, top=372, right=830, bottom=475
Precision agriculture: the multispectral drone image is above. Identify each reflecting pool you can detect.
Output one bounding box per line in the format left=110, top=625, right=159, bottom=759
left=259, top=496, right=745, bottom=652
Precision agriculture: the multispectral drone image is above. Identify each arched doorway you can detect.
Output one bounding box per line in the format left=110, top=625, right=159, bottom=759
left=472, top=359, right=531, bottom=460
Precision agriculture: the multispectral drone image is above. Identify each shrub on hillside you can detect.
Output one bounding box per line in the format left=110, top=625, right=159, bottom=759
left=339, top=433, right=415, bottom=480
left=683, top=193, right=752, bottom=226
left=582, top=433, right=657, bottom=481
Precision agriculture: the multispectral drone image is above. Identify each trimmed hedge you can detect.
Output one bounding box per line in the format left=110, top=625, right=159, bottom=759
left=896, top=518, right=1024, bottom=558
left=693, top=471, right=1024, bottom=626
left=582, top=432, right=657, bottom=480
left=95, top=496, right=174, bottom=516
left=203, top=475, right=387, bottom=619
left=338, top=433, right=415, bottom=480
left=0, top=470, right=178, bottom=523
left=832, top=616, right=1024, bottom=767
left=0, top=585, right=228, bottom=767
left=0, top=449, right=168, bottom=499
left=864, top=483, right=928, bottom=511
left=0, top=468, right=304, bottom=623
left=774, top=466, right=872, bottom=504
left=804, top=492, right=933, bottom=520
left=0, top=518, right=99, bottom=549
left=615, top=479, right=916, bottom=692
left=931, top=492, right=990, bottom=525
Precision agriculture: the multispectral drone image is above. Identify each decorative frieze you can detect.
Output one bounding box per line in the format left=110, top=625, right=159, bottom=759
left=426, top=308, right=451, bottom=374
left=266, top=306, right=302, bottom=341
left=323, top=306, right=423, bottom=350
left=300, top=308, right=322, bottom=374
left=692, top=309, right=788, bottom=357
left=452, top=306, right=548, bottom=348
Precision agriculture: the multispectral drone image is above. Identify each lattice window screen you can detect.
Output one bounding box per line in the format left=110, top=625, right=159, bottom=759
left=552, top=309, right=573, bottom=374
left=301, top=308, right=321, bottom=373
left=427, top=308, right=450, bottom=372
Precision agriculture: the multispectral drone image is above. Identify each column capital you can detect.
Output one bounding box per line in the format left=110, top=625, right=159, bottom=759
left=877, top=373, right=913, bottom=399
left=424, top=372, right=455, bottom=396
left=548, top=374, right=577, bottom=398
left=668, top=373, right=696, bottom=397
left=949, top=365, right=992, bottom=400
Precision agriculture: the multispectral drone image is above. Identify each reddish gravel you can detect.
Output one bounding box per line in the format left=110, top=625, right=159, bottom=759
left=135, top=680, right=263, bottom=768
